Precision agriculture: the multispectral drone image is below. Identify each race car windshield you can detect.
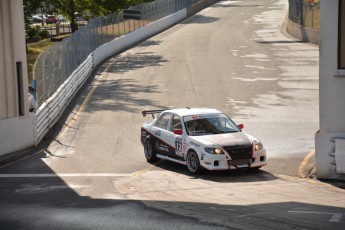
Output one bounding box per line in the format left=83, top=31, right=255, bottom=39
left=183, top=113, right=241, bottom=136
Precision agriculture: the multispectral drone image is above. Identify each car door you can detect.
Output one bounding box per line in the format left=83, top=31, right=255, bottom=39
left=151, top=113, right=172, bottom=157
left=167, top=115, right=184, bottom=160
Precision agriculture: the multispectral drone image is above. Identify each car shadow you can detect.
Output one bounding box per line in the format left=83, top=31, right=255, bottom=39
left=152, top=159, right=277, bottom=183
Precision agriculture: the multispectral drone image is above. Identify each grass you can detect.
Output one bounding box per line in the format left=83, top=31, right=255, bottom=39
left=26, top=35, right=70, bottom=84
left=27, top=39, right=54, bottom=84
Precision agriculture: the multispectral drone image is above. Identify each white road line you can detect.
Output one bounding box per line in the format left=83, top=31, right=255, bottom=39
left=288, top=211, right=343, bottom=223
left=0, top=173, right=131, bottom=178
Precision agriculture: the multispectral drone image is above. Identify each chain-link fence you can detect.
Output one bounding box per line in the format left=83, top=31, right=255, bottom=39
left=288, top=0, right=320, bottom=30
left=34, top=0, right=200, bottom=106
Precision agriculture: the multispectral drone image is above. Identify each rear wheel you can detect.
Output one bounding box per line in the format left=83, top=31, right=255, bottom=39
left=186, top=151, right=201, bottom=174
left=144, top=138, right=158, bottom=163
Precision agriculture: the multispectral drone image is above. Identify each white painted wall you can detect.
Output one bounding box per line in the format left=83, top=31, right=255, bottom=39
left=315, top=1, right=345, bottom=180
left=0, top=0, right=34, bottom=156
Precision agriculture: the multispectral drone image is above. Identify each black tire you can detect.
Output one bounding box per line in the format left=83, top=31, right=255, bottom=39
left=144, top=138, right=158, bottom=163
left=186, top=151, right=202, bottom=174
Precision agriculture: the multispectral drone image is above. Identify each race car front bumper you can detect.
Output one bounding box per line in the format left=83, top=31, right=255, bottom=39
left=199, top=149, right=267, bottom=171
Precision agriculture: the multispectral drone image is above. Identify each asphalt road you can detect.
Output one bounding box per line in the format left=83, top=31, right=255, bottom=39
left=1, top=0, right=335, bottom=229
left=45, top=0, right=318, bottom=177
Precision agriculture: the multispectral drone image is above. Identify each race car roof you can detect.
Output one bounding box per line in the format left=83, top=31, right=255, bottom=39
left=163, top=108, right=222, bottom=117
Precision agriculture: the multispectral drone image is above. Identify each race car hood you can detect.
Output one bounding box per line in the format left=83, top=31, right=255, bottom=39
left=191, top=132, right=252, bottom=147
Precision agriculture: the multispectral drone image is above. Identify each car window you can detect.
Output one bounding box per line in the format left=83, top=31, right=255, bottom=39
left=171, top=116, right=182, bottom=131
left=154, top=113, right=172, bottom=130
left=183, top=113, right=240, bottom=136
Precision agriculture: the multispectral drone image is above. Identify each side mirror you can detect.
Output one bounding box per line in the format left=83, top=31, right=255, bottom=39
left=237, top=123, right=244, bottom=130
left=173, top=129, right=183, bottom=135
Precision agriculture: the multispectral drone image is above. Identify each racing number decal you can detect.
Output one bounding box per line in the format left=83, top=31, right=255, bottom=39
left=175, top=141, right=182, bottom=152
left=175, top=138, right=183, bottom=156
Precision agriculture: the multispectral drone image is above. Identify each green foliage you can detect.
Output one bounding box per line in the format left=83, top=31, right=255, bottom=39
left=23, top=0, right=155, bottom=34
left=45, top=0, right=154, bottom=20
left=25, top=24, right=50, bottom=40
left=38, top=30, right=50, bottom=39
left=24, top=0, right=155, bottom=24
left=99, top=0, right=150, bottom=14
left=25, top=24, right=40, bottom=39
left=23, top=0, right=42, bottom=23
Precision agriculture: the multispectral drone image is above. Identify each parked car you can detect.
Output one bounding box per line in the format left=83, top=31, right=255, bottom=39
left=30, top=14, right=44, bottom=24
left=56, top=15, right=67, bottom=23
left=45, top=15, right=58, bottom=24
left=140, top=108, right=267, bottom=173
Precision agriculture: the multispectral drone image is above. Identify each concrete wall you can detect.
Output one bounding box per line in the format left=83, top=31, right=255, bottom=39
left=286, top=19, right=319, bottom=45
left=0, top=0, right=28, bottom=119
left=0, top=0, right=35, bottom=156
left=0, top=114, right=35, bottom=154
left=315, top=1, right=345, bottom=180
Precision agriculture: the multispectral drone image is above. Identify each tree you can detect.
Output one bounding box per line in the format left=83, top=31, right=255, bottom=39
left=54, top=0, right=153, bottom=32
left=23, top=0, right=43, bottom=24
left=99, top=0, right=150, bottom=14
left=25, top=0, right=154, bottom=33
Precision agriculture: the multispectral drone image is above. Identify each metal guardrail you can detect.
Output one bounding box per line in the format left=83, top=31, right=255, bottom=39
left=288, top=0, right=320, bottom=30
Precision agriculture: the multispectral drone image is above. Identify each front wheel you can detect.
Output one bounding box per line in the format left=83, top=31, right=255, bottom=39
left=144, top=139, right=158, bottom=163
left=186, top=151, right=201, bottom=174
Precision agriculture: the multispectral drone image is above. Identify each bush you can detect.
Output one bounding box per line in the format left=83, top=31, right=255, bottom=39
left=38, top=30, right=50, bottom=39
left=25, top=24, right=40, bottom=39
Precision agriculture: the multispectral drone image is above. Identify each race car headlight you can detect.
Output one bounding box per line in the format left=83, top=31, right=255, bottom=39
left=254, top=142, right=264, bottom=151
left=204, top=147, right=224, bottom=155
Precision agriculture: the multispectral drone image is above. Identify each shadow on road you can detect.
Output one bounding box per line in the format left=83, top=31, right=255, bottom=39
left=182, top=15, right=219, bottom=24
left=0, top=156, right=344, bottom=229
left=152, top=159, right=277, bottom=183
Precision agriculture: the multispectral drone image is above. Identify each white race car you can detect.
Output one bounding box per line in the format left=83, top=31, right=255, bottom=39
left=140, top=108, right=267, bottom=173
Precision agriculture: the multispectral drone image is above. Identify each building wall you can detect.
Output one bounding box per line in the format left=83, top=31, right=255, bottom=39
left=0, top=0, right=35, bottom=156
left=315, top=0, right=345, bottom=180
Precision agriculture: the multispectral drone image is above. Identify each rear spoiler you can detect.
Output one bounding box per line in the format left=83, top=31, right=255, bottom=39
left=142, top=109, right=167, bottom=118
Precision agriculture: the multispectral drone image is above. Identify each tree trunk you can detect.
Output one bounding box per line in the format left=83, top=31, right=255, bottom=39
left=70, top=0, right=77, bottom=33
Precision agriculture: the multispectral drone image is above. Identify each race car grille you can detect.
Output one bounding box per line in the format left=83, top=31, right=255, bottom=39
left=230, top=159, right=251, bottom=166
left=223, top=145, right=253, bottom=160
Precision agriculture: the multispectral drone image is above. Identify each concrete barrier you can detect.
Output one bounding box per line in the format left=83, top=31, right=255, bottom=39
left=187, top=0, right=219, bottom=16
left=287, top=19, right=319, bottom=45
